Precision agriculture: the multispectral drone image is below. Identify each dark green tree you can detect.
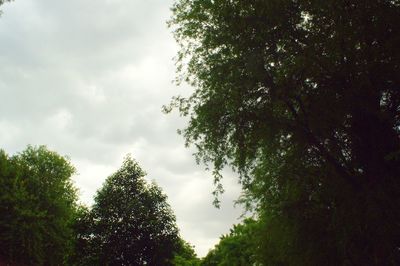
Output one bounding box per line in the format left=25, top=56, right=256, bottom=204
left=0, top=146, right=78, bottom=265
left=75, top=155, right=181, bottom=265
left=201, top=218, right=261, bottom=266
left=70, top=205, right=100, bottom=266
left=168, top=0, right=400, bottom=265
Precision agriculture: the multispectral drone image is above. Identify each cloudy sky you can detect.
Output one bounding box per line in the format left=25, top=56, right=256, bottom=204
left=0, top=0, right=244, bottom=257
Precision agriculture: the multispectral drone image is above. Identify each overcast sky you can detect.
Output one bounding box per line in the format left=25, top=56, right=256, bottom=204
left=0, top=0, right=244, bottom=257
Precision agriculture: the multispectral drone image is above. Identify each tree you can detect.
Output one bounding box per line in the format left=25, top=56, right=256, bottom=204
left=75, top=155, right=181, bottom=265
left=70, top=205, right=99, bottom=266
left=168, top=0, right=400, bottom=264
left=172, top=239, right=201, bottom=266
left=201, top=218, right=261, bottom=266
left=0, top=146, right=78, bottom=265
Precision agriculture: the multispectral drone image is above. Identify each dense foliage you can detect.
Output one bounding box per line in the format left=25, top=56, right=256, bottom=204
left=73, top=156, right=182, bottom=265
left=169, top=0, right=400, bottom=265
left=172, top=239, right=201, bottom=266
left=0, top=146, right=78, bottom=265
left=201, top=218, right=261, bottom=266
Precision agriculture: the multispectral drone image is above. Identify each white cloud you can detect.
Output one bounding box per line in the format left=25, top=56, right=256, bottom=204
left=45, top=108, right=73, bottom=130
left=0, top=120, right=21, bottom=144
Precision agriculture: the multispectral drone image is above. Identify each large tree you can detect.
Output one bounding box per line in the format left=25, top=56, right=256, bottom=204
left=75, top=156, right=181, bottom=266
left=168, top=0, right=400, bottom=265
left=0, top=146, right=78, bottom=265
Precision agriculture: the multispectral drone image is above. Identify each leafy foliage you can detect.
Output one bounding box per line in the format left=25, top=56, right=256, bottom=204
left=74, top=155, right=181, bottom=265
left=172, top=239, right=201, bottom=266
left=0, top=146, right=78, bottom=265
left=201, top=218, right=261, bottom=266
left=169, top=0, right=400, bottom=264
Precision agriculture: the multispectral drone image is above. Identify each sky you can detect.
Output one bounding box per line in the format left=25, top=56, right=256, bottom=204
left=0, top=0, right=244, bottom=257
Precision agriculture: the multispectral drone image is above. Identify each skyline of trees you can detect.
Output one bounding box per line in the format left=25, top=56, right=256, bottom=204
left=0, top=145, right=235, bottom=265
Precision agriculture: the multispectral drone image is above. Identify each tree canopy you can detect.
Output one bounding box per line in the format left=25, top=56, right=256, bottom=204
left=0, top=146, right=78, bottom=265
left=201, top=218, right=261, bottom=266
left=74, top=155, right=181, bottom=266
left=168, top=0, right=400, bottom=264
left=172, top=239, right=201, bottom=266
